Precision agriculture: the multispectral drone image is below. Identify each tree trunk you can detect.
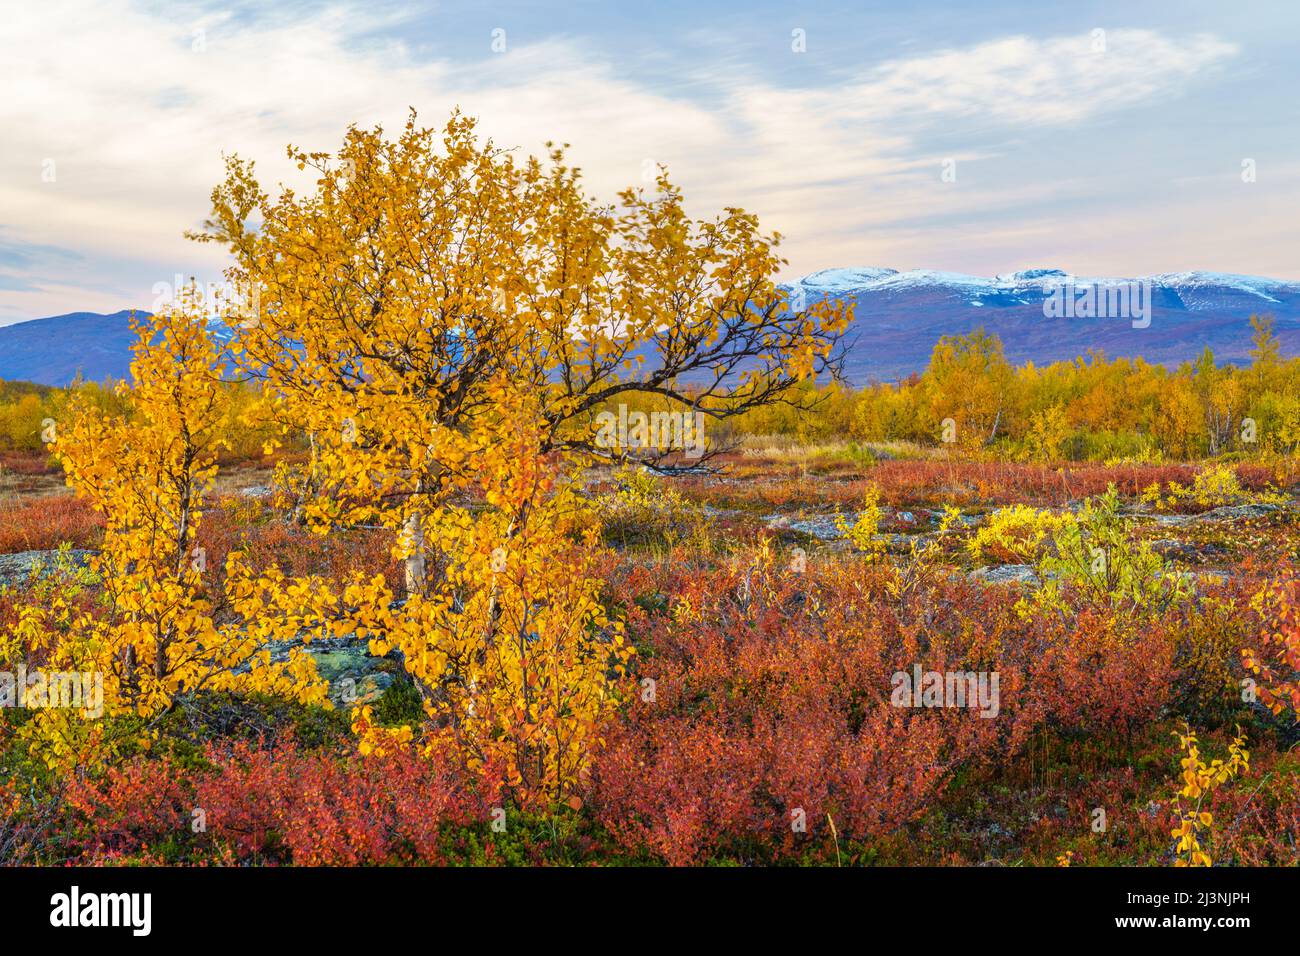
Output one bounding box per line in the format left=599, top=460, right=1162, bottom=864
left=404, top=511, right=426, bottom=596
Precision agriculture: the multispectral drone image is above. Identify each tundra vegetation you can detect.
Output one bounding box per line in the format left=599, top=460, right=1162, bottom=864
left=1, top=114, right=1297, bottom=866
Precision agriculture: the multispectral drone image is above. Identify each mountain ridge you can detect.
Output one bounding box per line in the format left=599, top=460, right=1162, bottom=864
left=787, top=268, right=1300, bottom=384
left=4, top=268, right=1298, bottom=386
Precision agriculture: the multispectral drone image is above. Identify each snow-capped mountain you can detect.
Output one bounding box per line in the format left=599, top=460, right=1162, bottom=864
left=788, top=268, right=1300, bottom=384
left=1, top=269, right=1297, bottom=387
left=796, top=267, right=1300, bottom=305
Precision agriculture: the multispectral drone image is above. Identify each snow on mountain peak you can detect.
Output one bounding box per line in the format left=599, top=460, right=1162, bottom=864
left=791, top=267, right=1300, bottom=301
left=796, top=268, right=898, bottom=293
left=998, top=268, right=1069, bottom=283
left=1145, top=271, right=1296, bottom=302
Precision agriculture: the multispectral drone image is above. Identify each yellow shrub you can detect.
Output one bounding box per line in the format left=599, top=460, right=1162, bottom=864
left=1143, top=463, right=1287, bottom=511
left=836, top=483, right=886, bottom=560
left=1171, top=726, right=1249, bottom=867
left=967, top=504, right=1068, bottom=565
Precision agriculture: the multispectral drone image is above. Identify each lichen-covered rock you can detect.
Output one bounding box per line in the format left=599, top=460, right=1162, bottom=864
left=251, top=634, right=403, bottom=706
left=969, top=564, right=1038, bottom=585
left=0, top=549, right=95, bottom=585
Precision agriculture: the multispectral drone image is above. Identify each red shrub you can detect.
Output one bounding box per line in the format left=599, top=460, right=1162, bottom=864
left=64, top=739, right=485, bottom=865
left=588, top=552, right=1176, bottom=863
left=0, top=450, right=60, bottom=476
left=0, top=494, right=102, bottom=553
left=197, top=497, right=399, bottom=594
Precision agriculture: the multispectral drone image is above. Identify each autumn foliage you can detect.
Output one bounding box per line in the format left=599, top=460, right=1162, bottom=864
left=5, top=299, right=326, bottom=772
left=1, top=111, right=1297, bottom=868
left=62, top=739, right=485, bottom=865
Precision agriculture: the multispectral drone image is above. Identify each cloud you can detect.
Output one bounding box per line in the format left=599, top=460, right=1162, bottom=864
left=0, top=2, right=1253, bottom=323
left=846, top=30, right=1238, bottom=125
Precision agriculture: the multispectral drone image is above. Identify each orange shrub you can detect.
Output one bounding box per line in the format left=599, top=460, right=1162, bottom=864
left=0, top=495, right=102, bottom=553
left=587, top=549, right=1177, bottom=863
left=63, top=738, right=487, bottom=865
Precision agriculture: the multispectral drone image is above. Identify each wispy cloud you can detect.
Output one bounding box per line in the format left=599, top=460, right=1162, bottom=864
left=845, top=30, right=1237, bottom=125
left=0, top=0, right=1274, bottom=324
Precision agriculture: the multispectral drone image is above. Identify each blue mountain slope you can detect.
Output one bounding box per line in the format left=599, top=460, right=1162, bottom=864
left=3, top=269, right=1298, bottom=387
left=0, top=310, right=149, bottom=386
left=792, top=269, right=1300, bottom=384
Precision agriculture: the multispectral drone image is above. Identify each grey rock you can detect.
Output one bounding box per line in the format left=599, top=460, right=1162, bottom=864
left=1150, top=539, right=1225, bottom=562
left=1152, top=502, right=1282, bottom=526
left=247, top=633, right=400, bottom=706
left=0, top=548, right=96, bottom=584
left=763, top=513, right=846, bottom=540
left=700, top=504, right=742, bottom=519
left=970, top=564, right=1039, bottom=585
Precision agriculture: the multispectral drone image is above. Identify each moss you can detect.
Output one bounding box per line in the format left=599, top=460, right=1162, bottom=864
left=373, top=678, right=424, bottom=727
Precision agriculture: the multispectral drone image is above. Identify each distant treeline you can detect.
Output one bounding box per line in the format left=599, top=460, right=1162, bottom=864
left=0, top=377, right=278, bottom=463
left=3, top=315, right=1296, bottom=464
left=722, top=315, right=1300, bottom=460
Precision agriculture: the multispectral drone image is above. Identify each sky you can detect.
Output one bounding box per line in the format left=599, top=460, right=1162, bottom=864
left=1, top=0, right=1298, bottom=324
